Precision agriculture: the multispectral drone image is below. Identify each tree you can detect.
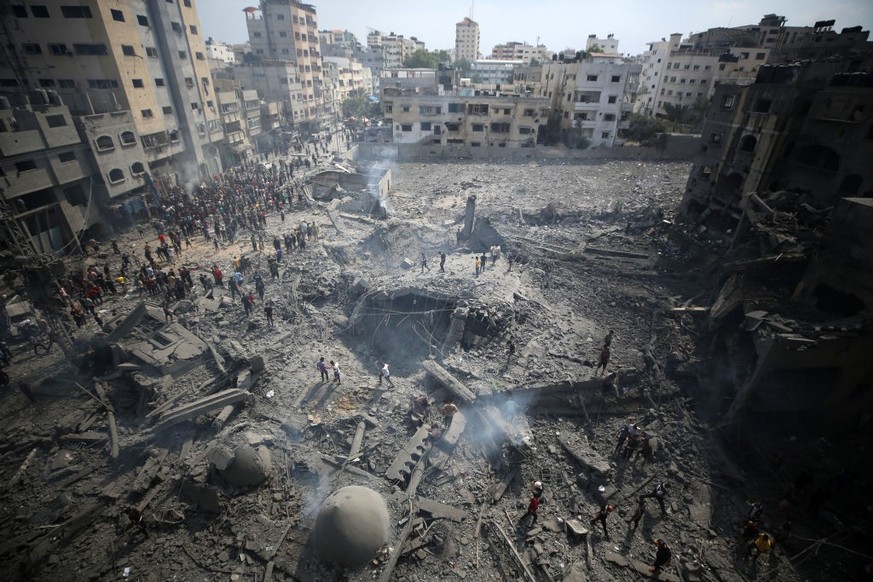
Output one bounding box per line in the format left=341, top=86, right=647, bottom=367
left=456, top=58, right=472, bottom=76
left=402, top=49, right=439, bottom=69
left=624, top=113, right=668, bottom=144
left=342, top=88, right=380, bottom=120
left=436, top=49, right=451, bottom=64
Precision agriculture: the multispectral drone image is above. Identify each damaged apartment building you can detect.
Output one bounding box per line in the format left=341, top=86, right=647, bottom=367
left=679, top=48, right=873, bottom=434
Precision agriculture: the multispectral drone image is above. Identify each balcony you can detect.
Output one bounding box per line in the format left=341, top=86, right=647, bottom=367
left=5, top=167, right=52, bottom=197
left=0, top=129, right=45, bottom=157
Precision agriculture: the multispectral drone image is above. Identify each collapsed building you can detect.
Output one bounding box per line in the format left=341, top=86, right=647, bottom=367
left=679, top=60, right=873, bottom=433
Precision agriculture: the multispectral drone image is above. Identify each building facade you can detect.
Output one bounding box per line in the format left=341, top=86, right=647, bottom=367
left=245, top=0, right=324, bottom=124
left=471, top=60, right=523, bottom=87
left=455, top=17, right=479, bottom=62
left=491, top=42, right=550, bottom=63
left=205, top=37, right=236, bottom=64
left=540, top=56, right=641, bottom=147
left=586, top=34, right=620, bottom=54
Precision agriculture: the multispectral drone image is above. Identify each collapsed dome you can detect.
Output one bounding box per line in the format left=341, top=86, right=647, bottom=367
left=313, top=486, right=389, bottom=569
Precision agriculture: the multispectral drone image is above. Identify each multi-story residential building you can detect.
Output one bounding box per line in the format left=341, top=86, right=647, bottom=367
left=213, top=79, right=261, bottom=166
left=0, top=0, right=223, bottom=249
left=366, top=31, right=425, bottom=70
left=491, top=42, right=550, bottom=63
left=225, top=61, right=306, bottom=128
left=470, top=60, right=524, bottom=87
left=455, top=17, right=480, bottom=62
left=319, top=29, right=360, bottom=59
left=540, top=55, right=641, bottom=147
left=323, top=57, right=370, bottom=102
left=635, top=34, right=682, bottom=115
left=586, top=34, right=620, bottom=54
left=245, top=0, right=323, bottom=123
left=382, top=86, right=549, bottom=148
left=205, top=37, right=236, bottom=65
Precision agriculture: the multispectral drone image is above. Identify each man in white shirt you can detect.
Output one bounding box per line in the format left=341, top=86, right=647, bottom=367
left=379, top=363, right=394, bottom=387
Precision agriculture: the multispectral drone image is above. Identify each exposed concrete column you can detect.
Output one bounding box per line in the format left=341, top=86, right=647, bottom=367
left=442, top=306, right=468, bottom=352
left=461, top=194, right=476, bottom=240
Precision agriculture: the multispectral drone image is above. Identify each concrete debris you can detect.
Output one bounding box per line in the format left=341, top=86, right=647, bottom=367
left=152, top=388, right=252, bottom=432
left=313, top=486, right=389, bottom=569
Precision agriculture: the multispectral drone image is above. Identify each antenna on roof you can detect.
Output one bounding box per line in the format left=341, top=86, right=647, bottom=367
left=470, top=0, right=474, bottom=20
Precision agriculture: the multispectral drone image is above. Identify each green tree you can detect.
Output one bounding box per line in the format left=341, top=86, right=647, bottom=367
left=456, top=58, right=472, bottom=76
left=624, top=113, right=668, bottom=144
left=436, top=49, right=451, bottom=64
left=402, top=49, right=439, bottom=69
left=342, top=88, right=380, bottom=120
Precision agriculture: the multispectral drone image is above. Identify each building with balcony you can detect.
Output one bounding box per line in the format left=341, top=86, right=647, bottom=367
left=366, top=31, right=426, bottom=70
left=455, top=17, right=480, bottom=62
left=470, top=60, right=524, bottom=87
left=205, top=37, right=236, bottom=65
left=382, top=86, right=549, bottom=148
left=540, top=56, right=641, bottom=147
left=245, top=0, right=324, bottom=124
left=0, top=0, right=223, bottom=186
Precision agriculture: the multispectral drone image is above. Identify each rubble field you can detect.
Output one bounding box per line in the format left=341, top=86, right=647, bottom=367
left=1, top=155, right=841, bottom=582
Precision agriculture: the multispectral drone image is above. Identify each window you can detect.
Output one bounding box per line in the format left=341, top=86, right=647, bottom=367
left=21, top=43, right=42, bottom=55
left=420, top=122, right=432, bottom=131
left=587, top=75, right=598, bottom=82
left=611, top=75, right=621, bottom=82
left=88, top=79, right=119, bottom=89
left=604, top=114, right=616, bottom=121
left=448, top=103, right=463, bottom=113
left=178, top=51, right=187, bottom=59
left=171, top=22, right=182, bottom=33
left=490, top=123, right=510, bottom=133
left=468, top=103, right=489, bottom=115
left=31, top=5, right=49, bottom=17
left=155, top=78, right=165, bottom=87
left=607, top=95, right=617, bottom=104
left=601, top=131, right=610, bottom=138
left=130, top=79, right=144, bottom=88
left=277, top=13, right=284, bottom=20
left=523, top=108, right=535, bottom=117
left=189, top=25, right=197, bottom=35
left=689, top=79, right=696, bottom=84
left=709, top=133, right=722, bottom=144
left=184, top=0, right=191, bottom=6
left=751, top=98, right=772, bottom=113
left=721, top=95, right=736, bottom=109
left=58, top=151, right=76, bottom=163
left=95, top=135, right=115, bottom=151
left=11, top=5, right=27, bottom=17
left=110, top=8, right=124, bottom=21
left=48, top=43, right=68, bottom=55
left=137, top=14, right=149, bottom=26
left=107, top=169, right=125, bottom=184
left=130, top=162, right=145, bottom=176
left=38, top=79, right=55, bottom=87
left=120, top=45, right=136, bottom=57
left=401, top=105, right=410, bottom=112
left=61, top=6, right=92, bottom=18
left=46, top=114, right=66, bottom=127
left=472, top=124, right=484, bottom=132
left=58, top=79, right=75, bottom=88
left=719, top=64, right=726, bottom=71
left=700, top=165, right=712, bottom=177
left=120, top=131, right=136, bottom=146
left=400, top=124, right=412, bottom=131
left=519, top=127, right=533, bottom=134
left=146, top=47, right=158, bottom=57
left=15, top=160, right=37, bottom=173
left=74, top=43, right=108, bottom=56
left=756, top=52, right=766, bottom=60
left=190, top=102, right=199, bottom=110
left=252, top=32, right=262, bottom=38
left=195, top=52, right=205, bottom=60
left=739, top=135, right=757, bottom=152
left=141, top=109, right=154, bottom=118
left=184, top=77, right=194, bottom=88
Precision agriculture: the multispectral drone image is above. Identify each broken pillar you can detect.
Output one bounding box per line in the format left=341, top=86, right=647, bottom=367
left=423, top=360, right=476, bottom=403
left=461, top=194, right=476, bottom=240
left=442, top=306, right=468, bottom=352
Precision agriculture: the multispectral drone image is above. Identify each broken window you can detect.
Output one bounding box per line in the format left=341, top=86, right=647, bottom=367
left=739, top=135, right=757, bottom=152
left=467, top=104, right=489, bottom=116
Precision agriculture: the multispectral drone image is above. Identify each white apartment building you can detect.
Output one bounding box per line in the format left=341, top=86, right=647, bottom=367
left=491, top=42, right=550, bottom=63
left=540, top=56, right=641, bottom=147
left=636, top=32, right=770, bottom=117
left=323, top=57, right=371, bottom=103
left=205, top=38, right=235, bottom=65
left=366, top=31, right=425, bottom=70
left=586, top=34, right=620, bottom=54
left=455, top=17, right=480, bottom=62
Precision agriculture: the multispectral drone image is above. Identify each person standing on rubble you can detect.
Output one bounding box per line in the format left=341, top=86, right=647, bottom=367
left=519, top=494, right=540, bottom=528
left=595, top=344, right=610, bottom=376
left=379, top=362, right=394, bottom=387
left=439, top=251, right=446, bottom=272
left=264, top=301, right=274, bottom=327
left=627, top=498, right=646, bottom=532
left=480, top=252, right=488, bottom=273
left=228, top=274, right=240, bottom=303
left=650, top=538, right=672, bottom=574
left=331, top=360, right=342, bottom=385
left=640, top=482, right=669, bottom=515
left=590, top=504, right=616, bottom=539
left=475, top=256, right=481, bottom=277
left=317, top=357, right=329, bottom=382
left=420, top=253, right=430, bottom=273
left=442, top=399, right=459, bottom=427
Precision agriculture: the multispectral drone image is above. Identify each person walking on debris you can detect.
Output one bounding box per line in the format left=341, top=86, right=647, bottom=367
left=420, top=253, right=430, bottom=273
left=480, top=252, right=488, bottom=272
left=264, top=301, right=274, bottom=327
left=640, top=482, right=669, bottom=515
left=442, top=399, right=459, bottom=426
left=627, top=498, right=646, bottom=532
left=331, top=360, right=342, bottom=384
left=595, top=344, right=610, bottom=376
left=439, top=251, right=446, bottom=272
left=507, top=252, right=514, bottom=272
left=317, top=357, right=329, bottom=382
left=604, top=329, right=614, bottom=347
left=475, top=256, right=481, bottom=277
left=749, top=532, right=773, bottom=561
left=519, top=494, right=540, bottom=527
left=228, top=274, right=240, bottom=302
left=590, top=504, right=615, bottom=539
left=615, top=423, right=635, bottom=455
left=650, top=538, right=672, bottom=574
left=379, top=362, right=394, bottom=387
